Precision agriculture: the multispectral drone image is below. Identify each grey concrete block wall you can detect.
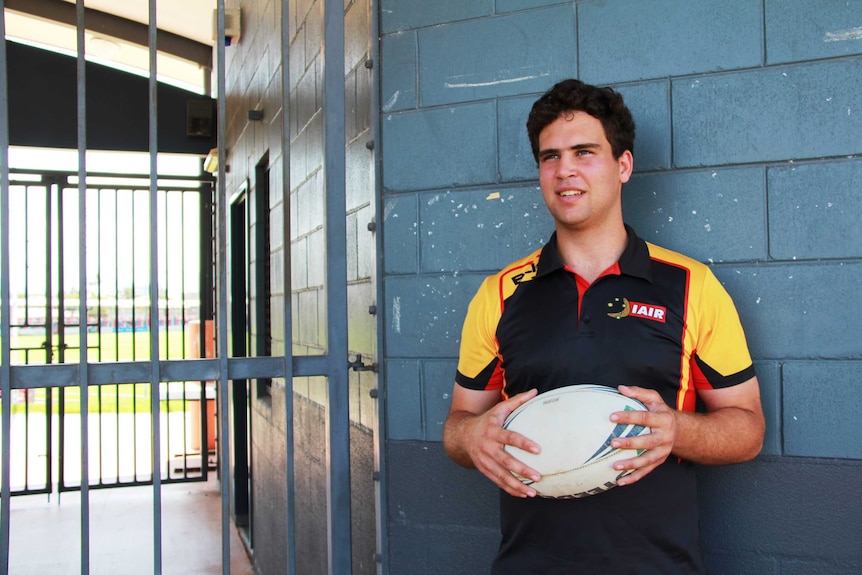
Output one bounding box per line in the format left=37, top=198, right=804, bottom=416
left=222, top=0, right=378, bottom=573
left=380, top=1, right=862, bottom=573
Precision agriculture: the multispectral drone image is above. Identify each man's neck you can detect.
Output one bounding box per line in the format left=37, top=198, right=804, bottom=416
left=555, top=221, right=628, bottom=285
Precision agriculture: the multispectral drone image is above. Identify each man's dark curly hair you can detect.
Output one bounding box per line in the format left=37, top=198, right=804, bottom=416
left=526, top=79, right=635, bottom=163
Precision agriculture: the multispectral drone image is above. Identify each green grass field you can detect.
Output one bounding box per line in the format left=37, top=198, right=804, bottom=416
left=10, top=385, right=195, bottom=414
left=8, top=330, right=190, bottom=364
left=4, top=330, right=201, bottom=414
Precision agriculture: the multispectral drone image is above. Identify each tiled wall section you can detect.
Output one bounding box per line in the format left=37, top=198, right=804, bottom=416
left=380, top=0, right=862, bottom=455
left=223, top=0, right=377, bottom=573
left=380, top=1, right=862, bottom=573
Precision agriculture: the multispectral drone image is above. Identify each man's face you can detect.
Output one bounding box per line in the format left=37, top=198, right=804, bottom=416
left=537, top=111, right=632, bottom=233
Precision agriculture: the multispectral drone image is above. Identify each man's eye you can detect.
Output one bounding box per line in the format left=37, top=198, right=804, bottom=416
left=575, top=149, right=592, bottom=156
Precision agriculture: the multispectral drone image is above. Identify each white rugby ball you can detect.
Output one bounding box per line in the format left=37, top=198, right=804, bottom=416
left=503, top=384, right=650, bottom=499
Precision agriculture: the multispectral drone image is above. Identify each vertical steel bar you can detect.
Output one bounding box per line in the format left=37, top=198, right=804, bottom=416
left=280, top=0, right=296, bottom=570
left=323, top=0, right=352, bottom=572
left=147, top=0, right=164, bottom=572
left=215, top=3, right=232, bottom=573
left=0, top=0, right=11, bottom=569
left=56, top=186, right=65, bottom=362
left=114, top=190, right=119, bottom=360
left=43, top=184, right=52, bottom=365
left=199, top=182, right=213, bottom=483
left=75, top=1, right=91, bottom=572
left=369, top=8, right=387, bottom=572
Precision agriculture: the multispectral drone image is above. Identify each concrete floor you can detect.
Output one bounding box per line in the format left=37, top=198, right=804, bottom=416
left=8, top=477, right=255, bottom=574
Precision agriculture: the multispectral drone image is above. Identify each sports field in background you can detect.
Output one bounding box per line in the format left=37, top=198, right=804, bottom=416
left=4, top=329, right=201, bottom=414
left=8, top=329, right=191, bottom=364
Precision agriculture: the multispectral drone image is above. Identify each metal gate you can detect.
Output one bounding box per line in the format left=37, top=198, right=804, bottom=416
left=4, top=170, right=215, bottom=498
left=0, top=0, right=373, bottom=573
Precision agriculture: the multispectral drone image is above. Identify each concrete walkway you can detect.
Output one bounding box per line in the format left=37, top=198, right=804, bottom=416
left=8, top=477, right=254, bottom=574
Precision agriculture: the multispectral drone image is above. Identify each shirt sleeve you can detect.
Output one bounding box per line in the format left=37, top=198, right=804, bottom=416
left=455, top=275, right=505, bottom=391
left=689, top=268, right=756, bottom=390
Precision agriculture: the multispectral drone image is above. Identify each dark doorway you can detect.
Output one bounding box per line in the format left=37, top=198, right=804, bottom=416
left=229, top=190, right=252, bottom=542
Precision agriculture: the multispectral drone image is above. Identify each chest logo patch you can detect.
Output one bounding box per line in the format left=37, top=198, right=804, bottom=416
left=607, top=297, right=667, bottom=323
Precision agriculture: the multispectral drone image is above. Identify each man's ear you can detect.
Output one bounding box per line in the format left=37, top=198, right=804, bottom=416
left=618, top=150, right=634, bottom=184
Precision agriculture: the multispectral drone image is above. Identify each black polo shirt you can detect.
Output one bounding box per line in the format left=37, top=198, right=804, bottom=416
left=455, top=225, right=755, bottom=574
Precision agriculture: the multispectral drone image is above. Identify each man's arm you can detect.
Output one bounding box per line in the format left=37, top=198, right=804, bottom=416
left=443, top=384, right=542, bottom=498
left=609, top=376, right=765, bottom=486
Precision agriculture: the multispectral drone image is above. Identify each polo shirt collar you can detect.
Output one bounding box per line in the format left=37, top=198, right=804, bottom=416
left=535, top=224, right=653, bottom=282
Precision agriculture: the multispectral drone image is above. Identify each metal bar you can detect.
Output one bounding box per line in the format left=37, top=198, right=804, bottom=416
left=0, top=0, right=11, bottom=565
left=215, top=3, right=232, bottom=573
left=9, top=357, right=284, bottom=388
left=323, top=0, right=352, bottom=572
left=42, top=183, right=54, bottom=364
left=75, top=1, right=91, bottom=572
left=114, top=191, right=120, bottom=360
left=56, top=184, right=65, bottom=363
left=282, top=0, right=296, bottom=575
left=369, top=2, right=388, bottom=570
left=147, top=0, right=164, bottom=571
left=198, top=180, right=213, bottom=483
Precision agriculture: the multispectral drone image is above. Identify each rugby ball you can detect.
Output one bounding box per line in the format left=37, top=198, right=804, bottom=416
left=503, top=384, right=650, bottom=499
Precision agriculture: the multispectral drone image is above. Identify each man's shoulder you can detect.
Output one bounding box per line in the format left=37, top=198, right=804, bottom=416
left=470, top=247, right=545, bottom=307
left=645, top=242, right=713, bottom=278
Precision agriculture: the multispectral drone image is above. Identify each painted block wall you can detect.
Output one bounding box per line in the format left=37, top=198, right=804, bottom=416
left=379, top=1, right=862, bottom=573
left=222, top=0, right=377, bottom=573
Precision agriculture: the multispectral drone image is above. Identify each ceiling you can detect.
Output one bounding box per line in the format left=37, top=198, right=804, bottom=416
left=5, top=0, right=217, bottom=94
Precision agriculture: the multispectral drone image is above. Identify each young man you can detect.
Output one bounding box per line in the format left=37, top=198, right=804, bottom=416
left=443, top=79, right=765, bottom=574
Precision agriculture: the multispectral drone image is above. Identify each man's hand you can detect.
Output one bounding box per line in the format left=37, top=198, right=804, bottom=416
left=443, top=387, right=542, bottom=498
left=608, top=378, right=765, bottom=487
left=607, top=385, right=677, bottom=486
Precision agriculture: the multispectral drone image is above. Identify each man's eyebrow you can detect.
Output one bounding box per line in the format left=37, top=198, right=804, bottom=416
left=538, top=142, right=601, bottom=157
left=568, top=142, right=601, bottom=150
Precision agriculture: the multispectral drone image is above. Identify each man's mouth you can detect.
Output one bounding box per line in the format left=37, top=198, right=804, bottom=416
left=558, top=190, right=584, bottom=197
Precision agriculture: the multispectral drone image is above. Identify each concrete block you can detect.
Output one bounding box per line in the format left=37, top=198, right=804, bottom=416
left=382, top=193, right=419, bottom=275
left=616, top=81, right=672, bottom=172
left=497, top=95, right=538, bottom=183
left=754, top=361, right=781, bottom=457
left=623, top=167, right=767, bottom=263
left=346, top=281, right=375, bottom=356
left=712, top=262, right=862, bottom=360
left=767, top=160, right=862, bottom=261
left=422, top=360, right=459, bottom=441
left=672, top=59, right=862, bottom=167
left=783, top=361, right=862, bottom=459
left=703, top=552, right=778, bottom=575
left=418, top=187, right=552, bottom=274
left=379, top=0, right=492, bottom=34
left=579, top=0, right=762, bottom=84
left=384, top=273, right=484, bottom=358
left=699, top=457, right=862, bottom=562
left=346, top=135, right=373, bottom=212
left=386, top=441, right=499, bottom=527
left=497, top=0, right=569, bottom=12
left=386, top=360, right=423, bottom=440
left=419, top=7, right=576, bottom=107
left=382, top=102, right=498, bottom=192
left=380, top=32, right=418, bottom=113
left=498, top=81, right=671, bottom=178
left=766, top=0, right=862, bottom=64
left=781, top=559, right=862, bottom=575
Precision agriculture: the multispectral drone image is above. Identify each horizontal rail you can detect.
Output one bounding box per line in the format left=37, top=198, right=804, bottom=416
left=8, top=355, right=338, bottom=388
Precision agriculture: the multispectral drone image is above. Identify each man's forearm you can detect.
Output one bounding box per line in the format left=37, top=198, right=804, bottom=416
left=442, top=410, right=478, bottom=469
left=671, top=406, right=764, bottom=465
